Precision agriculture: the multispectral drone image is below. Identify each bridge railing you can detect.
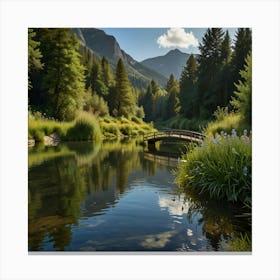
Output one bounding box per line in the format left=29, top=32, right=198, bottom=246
left=143, top=129, right=205, bottom=142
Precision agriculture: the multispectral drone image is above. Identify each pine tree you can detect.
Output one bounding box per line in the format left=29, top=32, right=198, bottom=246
left=101, top=56, right=114, bottom=88
left=179, top=54, right=198, bottom=118
left=230, top=28, right=252, bottom=87
left=220, top=31, right=232, bottom=105
left=197, top=28, right=225, bottom=119
left=28, top=29, right=43, bottom=89
left=38, top=28, right=85, bottom=121
left=165, top=74, right=179, bottom=119
left=231, top=52, right=252, bottom=127
left=113, top=59, right=136, bottom=118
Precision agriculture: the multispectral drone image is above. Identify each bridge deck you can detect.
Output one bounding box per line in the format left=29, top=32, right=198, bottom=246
left=143, top=129, right=205, bottom=144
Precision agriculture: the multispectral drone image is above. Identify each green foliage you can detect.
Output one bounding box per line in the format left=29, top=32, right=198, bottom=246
left=165, top=74, right=180, bottom=119
left=120, top=125, right=132, bottom=136
left=228, top=233, right=251, bottom=251
left=28, top=115, right=71, bottom=142
left=213, top=106, right=229, bottom=121
left=230, top=28, right=252, bottom=88
left=176, top=130, right=252, bottom=204
left=179, top=54, right=198, bottom=118
left=28, top=29, right=43, bottom=89
left=205, top=113, right=242, bottom=137
left=135, top=106, right=145, bottom=119
left=141, top=80, right=167, bottom=121
left=231, top=52, right=252, bottom=128
left=83, top=88, right=109, bottom=117
left=66, top=112, right=101, bottom=141
left=37, top=28, right=85, bottom=121
left=111, top=59, right=137, bottom=118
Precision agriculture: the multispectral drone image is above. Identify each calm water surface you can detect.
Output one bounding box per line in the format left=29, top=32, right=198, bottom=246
left=28, top=139, right=250, bottom=252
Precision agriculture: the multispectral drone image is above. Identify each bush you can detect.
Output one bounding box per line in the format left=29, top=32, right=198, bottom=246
left=176, top=130, right=252, bottom=204
left=205, top=113, right=242, bottom=137
left=101, top=124, right=120, bottom=137
left=120, top=125, right=132, bottom=136
left=228, top=233, right=251, bottom=251
left=131, top=116, right=141, bottom=124
left=66, top=112, right=101, bottom=141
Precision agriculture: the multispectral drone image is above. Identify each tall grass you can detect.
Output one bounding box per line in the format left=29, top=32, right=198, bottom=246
left=28, top=118, right=71, bottom=142
left=228, top=233, right=252, bottom=251
left=176, top=130, right=252, bottom=204
left=29, top=112, right=156, bottom=143
left=204, top=113, right=243, bottom=137
left=66, top=112, right=101, bottom=141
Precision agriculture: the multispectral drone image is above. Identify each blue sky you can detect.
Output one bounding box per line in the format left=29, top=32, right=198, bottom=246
left=100, top=28, right=238, bottom=61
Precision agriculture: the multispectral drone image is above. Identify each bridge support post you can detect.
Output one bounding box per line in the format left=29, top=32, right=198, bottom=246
left=148, top=140, right=156, bottom=151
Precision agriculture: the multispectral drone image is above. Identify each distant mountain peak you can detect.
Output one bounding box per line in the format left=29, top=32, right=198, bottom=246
left=72, top=28, right=168, bottom=88
left=168, top=48, right=182, bottom=54
left=141, top=50, right=190, bottom=79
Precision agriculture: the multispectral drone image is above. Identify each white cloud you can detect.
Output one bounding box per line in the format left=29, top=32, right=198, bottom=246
left=157, top=28, right=199, bottom=49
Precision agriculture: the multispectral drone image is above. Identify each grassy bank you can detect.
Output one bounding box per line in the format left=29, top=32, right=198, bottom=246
left=176, top=129, right=252, bottom=205
left=28, top=111, right=155, bottom=143
left=155, top=115, right=208, bottom=132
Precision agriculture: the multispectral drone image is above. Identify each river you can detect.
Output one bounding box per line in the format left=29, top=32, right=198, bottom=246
left=28, top=139, right=251, bottom=252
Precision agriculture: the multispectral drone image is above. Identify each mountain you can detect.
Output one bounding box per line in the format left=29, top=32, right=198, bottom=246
left=141, top=49, right=192, bottom=80
left=72, top=28, right=168, bottom=88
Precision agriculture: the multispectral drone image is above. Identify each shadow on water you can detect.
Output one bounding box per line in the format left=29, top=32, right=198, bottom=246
left=28, top=138, right=251, bottom=252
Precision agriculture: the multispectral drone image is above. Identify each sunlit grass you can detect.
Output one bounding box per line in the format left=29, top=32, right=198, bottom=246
left=28, top=112, right=156, bottom=143
left=176, top=130, right=252, bottom=204
left=228, top=233, right=252, bottom=251
left=204, top=113, right=243, bottom=137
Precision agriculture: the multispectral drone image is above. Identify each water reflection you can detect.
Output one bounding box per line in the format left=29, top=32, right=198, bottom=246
left=28, top=139, right=251, bottom=251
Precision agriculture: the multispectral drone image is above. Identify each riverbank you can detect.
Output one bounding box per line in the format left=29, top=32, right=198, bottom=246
left=28, top=111, right=156, bottom=145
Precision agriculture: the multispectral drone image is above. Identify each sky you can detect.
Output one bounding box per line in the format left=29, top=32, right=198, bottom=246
left=100, top=28, right=238, bottom=62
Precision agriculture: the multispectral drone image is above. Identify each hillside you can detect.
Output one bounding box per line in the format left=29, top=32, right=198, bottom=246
left=72, top=28, right=168, bottom=88
left=141, top=49, right=192, bottom=79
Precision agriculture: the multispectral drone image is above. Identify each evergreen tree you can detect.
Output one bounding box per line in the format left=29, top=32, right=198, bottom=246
left=220, top=31, right=232, bottom=64
left=28, top=29, right=43, bottom=89
left=165, top=74, right=180, bottom=119
left=166, top=74, right=176, bottom=93
left=220, top=31, right=232, bottom=106
left=101, top=56, right=114, bottom=88
left=197, top=28, right=225, bottom=119
left=113, top=59, right=136, bottom=117
left=231, top=52, right=252, bottom=127
left=230, top=28, right=252, bottom=87
left=142, top=83, right=154, bottom=121
left=38, top=28, right=85, bottom=121
left=179, top=54, right=198, bottom=118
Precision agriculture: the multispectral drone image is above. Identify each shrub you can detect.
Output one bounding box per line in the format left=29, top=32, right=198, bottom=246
left=120, top=125, right=132, bottom=136
left=131, top=116, right=141, bottom=124
left=228, top=233, right=251, bottom=251
left=176, top=130, right=252, bottom=204
left=101, top=124, right=120, bottom=137
left=66, top=112, right=101, bottom=141
left=205, top=113, right=242, bottom=137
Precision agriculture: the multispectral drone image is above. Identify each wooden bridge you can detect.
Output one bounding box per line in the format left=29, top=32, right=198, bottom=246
left=143, top=129, right=205, bottom=149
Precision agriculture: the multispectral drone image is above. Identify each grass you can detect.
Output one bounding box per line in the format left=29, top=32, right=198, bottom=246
left=176, top=130, right=252, bottom=204
left=28, top=118, right=72, bottom=142
left=228, top=233, right=252, bottom=251
left=99, top=116, right=155, bottom=138
left=156, top=115, right=208, bottom=132
left=66, top=112, right=102, bottom=141
left=28, top=111, right=156, bottom=143
left=204, top=113, right=244, bottom=137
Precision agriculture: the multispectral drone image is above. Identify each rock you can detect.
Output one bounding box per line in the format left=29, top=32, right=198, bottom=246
left=28, top=139, right=35, bottom=147
left=44, top=133, right=60, bottom=146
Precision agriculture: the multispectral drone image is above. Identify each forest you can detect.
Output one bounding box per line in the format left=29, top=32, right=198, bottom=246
left=28, top=28, right=251, bottom=132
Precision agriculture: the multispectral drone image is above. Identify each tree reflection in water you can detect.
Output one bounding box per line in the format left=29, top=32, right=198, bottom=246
left=28, top=138, right=251, bottom=251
